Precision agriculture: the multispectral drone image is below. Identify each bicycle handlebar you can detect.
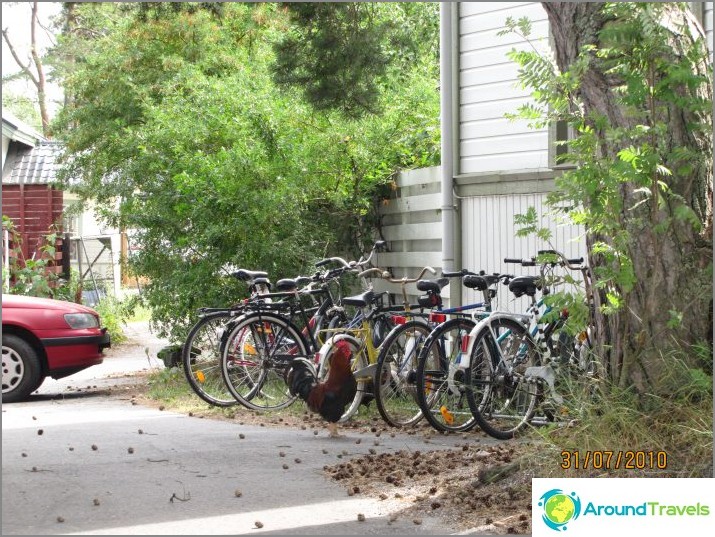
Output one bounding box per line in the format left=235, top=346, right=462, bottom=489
left=358, top=266, right=436, bottom=284
left=316, top=256, right=356, bottom=269
left=358, top=267, right=391, bottom=279
left=505, top=250, right=585, bottom=270
left=442, top=269, right=474, bottom=278
left=315, top=240, right=387, bottom=271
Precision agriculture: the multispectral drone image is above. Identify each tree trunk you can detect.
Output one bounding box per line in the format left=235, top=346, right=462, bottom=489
left=2, top=1, right=52, bottom=137
left=30, top=1, right=51, bottom=137
left=542, top=2, right=713, bottom=392
left=62, top=2, right=77, bottom=110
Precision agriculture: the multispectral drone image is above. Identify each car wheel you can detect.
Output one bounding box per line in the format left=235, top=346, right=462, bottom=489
left=2, top=334, right=42, bottom=403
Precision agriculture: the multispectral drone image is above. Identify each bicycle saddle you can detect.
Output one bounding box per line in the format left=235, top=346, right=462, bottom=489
left=232, top=269, right=269, bottom=281
left=276, top=278, right=298, bottom=292
left=463, top=275, right=487, bottom=290
left=508, top=276, right=541, bottom=297
left=416, top=278, right=449, bottom=294
left=342, top=290, right=375, bottom=308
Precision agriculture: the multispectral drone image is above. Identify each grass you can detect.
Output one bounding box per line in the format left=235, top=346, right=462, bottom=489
left=522, top=355, right=713, bottom=478
left=126, top=303, right=152, bottom=323
left=144, top=366, right=394, bottom=427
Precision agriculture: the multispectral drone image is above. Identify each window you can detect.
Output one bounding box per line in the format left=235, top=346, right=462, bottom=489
left=548, top=119, right=576, bottom=169
left=62, top=201, right=81, bottom=237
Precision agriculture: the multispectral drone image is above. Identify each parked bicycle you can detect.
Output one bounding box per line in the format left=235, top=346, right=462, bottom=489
left=372, top=268, right=501, bottom=428
left=311, top=265, right=425, bottom=422
left=181, top=268, right=273, bottom=407
left=414, top=270, right=510, bottom=432
left=218, top=241, right=389, bottom=411
left=465, top=250, right=594, bottom=439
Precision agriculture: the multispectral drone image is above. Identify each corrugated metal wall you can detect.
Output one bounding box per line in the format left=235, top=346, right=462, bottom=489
left=461, top=192, right=586, bottom=312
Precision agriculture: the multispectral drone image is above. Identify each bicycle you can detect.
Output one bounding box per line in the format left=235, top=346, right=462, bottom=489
left=182, top=252, right=358, bottom=408
left=414, top=271, right=509, bottom=433
left=372, top=268, right=499, bottom=428
left=219, top=242, right=389, bottom=411
left=181, top=268, right=273, bottom=407
left=465, top=250, right=594, bottom=440
left=351, top=266, right=437, bottom=427
left=311, top=266, right=422, bottom=423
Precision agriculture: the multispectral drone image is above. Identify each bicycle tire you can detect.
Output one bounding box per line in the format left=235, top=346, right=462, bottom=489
left=374, top=320, right=431, bottom=427
left=415, top=317, right=477, bottom=432
left=220, top=312, right=307, bottom=411
left=317, top=334, right=367, bottom=422
left=182, top=311, right=240, bottom=407
left=466, top=317, right=539, bottom=440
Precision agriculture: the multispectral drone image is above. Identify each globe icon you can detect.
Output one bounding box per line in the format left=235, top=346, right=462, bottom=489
left=544, top=494, right=575, bottom=525
left=539, top=489, right=581, bottom=531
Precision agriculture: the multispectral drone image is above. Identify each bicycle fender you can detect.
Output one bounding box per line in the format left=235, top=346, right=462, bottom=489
left=316, top=334, right=362, bottom=373
left=463, top=312, right=530, bottom=363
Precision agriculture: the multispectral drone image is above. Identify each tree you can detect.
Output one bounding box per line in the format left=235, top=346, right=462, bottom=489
left=272, top=2, right=439, bottom=118
left=2, top=1, right=52, bottom=137
left=509, top=2, right=712, bottom=392
left=52, top=3, right=440, bottom=341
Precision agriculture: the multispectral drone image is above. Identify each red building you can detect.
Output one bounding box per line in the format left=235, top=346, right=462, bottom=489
left=2, top=112, right=64, bottom=264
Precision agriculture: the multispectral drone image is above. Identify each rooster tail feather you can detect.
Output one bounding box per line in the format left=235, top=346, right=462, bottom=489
left=287, top=358, right=317, bottom=402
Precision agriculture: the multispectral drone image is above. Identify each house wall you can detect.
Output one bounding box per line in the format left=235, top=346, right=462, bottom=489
left=63, top=194, right=123, bottom=296
left=1, top=184, right=63, bottom=260
left=458, top=2, right=551, bottom=175
left=456, top=2, right=585, bottom=310
left=454, top=1, right=711, bottom=309
left=461, top=191, right=584, bottom=312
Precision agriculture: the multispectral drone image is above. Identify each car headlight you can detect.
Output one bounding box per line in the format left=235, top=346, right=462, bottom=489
left=64, top=313, right=100, bottom=329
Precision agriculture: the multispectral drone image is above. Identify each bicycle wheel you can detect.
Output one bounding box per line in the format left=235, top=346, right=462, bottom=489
left=415, top=317, right=477, bottom=432
left=374, top=320, right=431, bottom=427
left=466, top=317, right=539, bottom=440
left=221, top=313, right=306, bottom=411
left=182, top=311, right=239, bottom=407
left=317, top=335, right=367, bottom=422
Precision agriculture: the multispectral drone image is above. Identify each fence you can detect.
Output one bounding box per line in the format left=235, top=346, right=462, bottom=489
left=372, top=166, right=443, bottom=306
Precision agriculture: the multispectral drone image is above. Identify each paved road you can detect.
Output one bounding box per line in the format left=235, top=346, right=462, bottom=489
left=2, top=322, right=496, bottom=535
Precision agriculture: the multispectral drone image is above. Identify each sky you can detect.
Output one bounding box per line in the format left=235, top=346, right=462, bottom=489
left=1, top=1, right=64, bottom=119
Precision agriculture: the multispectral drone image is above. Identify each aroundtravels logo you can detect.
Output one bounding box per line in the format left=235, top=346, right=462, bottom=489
left=533, top=479, right=714, bottom=536
left=538, top=489, right=582, bottom=531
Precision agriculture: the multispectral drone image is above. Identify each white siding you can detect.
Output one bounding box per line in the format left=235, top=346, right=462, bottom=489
left=459, top=2, right=551, bottom=175
left=461, top=193, right=586, bottom=313
left=704, top=2, right=713, bottom=60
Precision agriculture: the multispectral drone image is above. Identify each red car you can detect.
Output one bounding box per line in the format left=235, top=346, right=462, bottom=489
left=2, top=294, right=111, bottom=402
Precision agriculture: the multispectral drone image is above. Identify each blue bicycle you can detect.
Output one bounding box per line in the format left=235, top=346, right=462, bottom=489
left=412, top=270, right=511, bottom=432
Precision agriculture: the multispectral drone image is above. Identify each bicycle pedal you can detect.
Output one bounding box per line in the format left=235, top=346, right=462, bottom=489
left=439, top=405, right=455, bottom=425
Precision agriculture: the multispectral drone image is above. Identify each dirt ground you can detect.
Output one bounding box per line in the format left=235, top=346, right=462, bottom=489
left=112, top=373, right=534, bottom=535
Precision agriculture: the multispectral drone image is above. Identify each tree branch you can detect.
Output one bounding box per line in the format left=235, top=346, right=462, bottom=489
left=1, top=28, right=38, bottom=85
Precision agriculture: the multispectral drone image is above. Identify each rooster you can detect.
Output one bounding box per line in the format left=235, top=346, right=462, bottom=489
left=287, top=340, right=357, bottom=437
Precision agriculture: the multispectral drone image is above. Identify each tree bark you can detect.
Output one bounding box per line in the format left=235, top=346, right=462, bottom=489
left=542, top=2, right=713, bottom=392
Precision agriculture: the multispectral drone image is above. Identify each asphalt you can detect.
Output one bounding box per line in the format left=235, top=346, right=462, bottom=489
left=1, top=321, right=500, bottom=535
